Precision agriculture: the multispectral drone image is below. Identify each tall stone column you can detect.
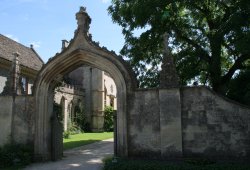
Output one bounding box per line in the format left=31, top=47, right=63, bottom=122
left=63, top=98, right=68, bottom=131
left=10, top=52, right=20, bottom=142
left=159, top=33, right=182, bottom=158
left=11, top=52, right=20, bottom=96
left=91, top=68, right=105, bottom=132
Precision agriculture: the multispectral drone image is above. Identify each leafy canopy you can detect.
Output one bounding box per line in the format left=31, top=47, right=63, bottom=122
left=108, top=0, right=250, bottom=94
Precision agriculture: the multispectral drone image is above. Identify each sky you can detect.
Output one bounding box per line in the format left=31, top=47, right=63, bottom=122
left=0, top=0, right=125, bottom=63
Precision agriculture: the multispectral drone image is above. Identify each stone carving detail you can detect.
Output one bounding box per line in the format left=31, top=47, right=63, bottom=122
left=160, top=33, right=179, bottom=88
left=76, top=6, right=91, bottom=33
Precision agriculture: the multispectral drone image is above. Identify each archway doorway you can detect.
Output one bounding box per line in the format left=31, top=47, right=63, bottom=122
left=33, top=7, right=136, bottom=161
left=53, top=65, right=117, bottom=160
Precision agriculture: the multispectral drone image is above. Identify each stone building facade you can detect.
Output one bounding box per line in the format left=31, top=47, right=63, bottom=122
left=54, top=66, right=117, bottom=132
left=0, top=34, right=44, bottom=95
left=0, top=34, right=43, bottom=146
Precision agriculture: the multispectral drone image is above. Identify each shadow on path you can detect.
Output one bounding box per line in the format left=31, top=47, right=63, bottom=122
left=24, top=139, right=114, bottom=170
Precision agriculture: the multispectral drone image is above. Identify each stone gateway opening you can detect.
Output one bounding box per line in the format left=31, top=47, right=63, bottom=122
left=34, top=7, right=136, bottom=161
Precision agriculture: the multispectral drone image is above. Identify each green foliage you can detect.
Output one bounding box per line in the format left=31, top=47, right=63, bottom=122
left=108, top=0, right=250, bottom=94
left=103, top=157, right=250, bottom=170
left=53, top=102, right=63, bottom=122
left=63, top=131, right=70, bottom=139
left=67, top=123, right=82, bottom=135
left=0, top=143, right=33, bottom=168
left=104, top=106, right=115, bottom=132
left=227, top=69, right=250, bottom=106
left=73, top=105, right=90, bottom=132
left=184, top=158, right=215, bottom=166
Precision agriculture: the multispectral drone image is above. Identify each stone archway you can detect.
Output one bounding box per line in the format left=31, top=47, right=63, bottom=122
left=34, top=7, right=136, bottom=161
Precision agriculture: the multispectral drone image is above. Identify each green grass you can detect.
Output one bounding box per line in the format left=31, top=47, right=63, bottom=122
left=103, top=157, right=250, bottom=170
left=63, top=132, right=113, bottom=150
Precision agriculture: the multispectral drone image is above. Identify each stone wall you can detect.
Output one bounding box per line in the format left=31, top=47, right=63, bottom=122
left=181, top=86, right=250, bottom=159
left=0, top=96, right=12, bottom=146
left=128, top=89, right=161, bottom=158
left=13, top=96, right=35, bottom=145
left=127, top=87, right=250, bottom=160
left=0, top=95, right=35, bottom=146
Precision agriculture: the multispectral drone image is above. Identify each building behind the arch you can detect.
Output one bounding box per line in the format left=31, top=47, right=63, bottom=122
left=53, top=65, right=117, bottom=132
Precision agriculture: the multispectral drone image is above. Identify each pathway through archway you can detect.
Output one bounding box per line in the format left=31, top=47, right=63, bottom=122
left=25, top=139, right=113, bottom=170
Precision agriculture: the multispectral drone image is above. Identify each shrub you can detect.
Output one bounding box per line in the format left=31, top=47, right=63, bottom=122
left=53, top=102, right=63, bottom=122
left=184, top=158, right=215, bottom=166
left=73, top=105, right=91, bottom=132
left=63, top=131, right=70, bottom=139
left=0, top=143, right=33, bottom=168
left=104, top=106, right=115, bottom=132
left=103, top=157, right=250, bottom=170
left=68, top=123, right=82, bottom=134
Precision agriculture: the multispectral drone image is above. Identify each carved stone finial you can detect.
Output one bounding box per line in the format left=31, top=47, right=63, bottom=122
left=76, top=6, right=91, bottom=32
left=159, top=33, right=180, bottom=88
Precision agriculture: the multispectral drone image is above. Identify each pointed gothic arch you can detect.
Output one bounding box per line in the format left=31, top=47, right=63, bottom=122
left=33, top=7, right=137, bottom=161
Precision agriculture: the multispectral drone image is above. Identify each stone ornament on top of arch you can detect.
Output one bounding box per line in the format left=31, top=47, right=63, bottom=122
left=34, top=6, right=137, bottom=161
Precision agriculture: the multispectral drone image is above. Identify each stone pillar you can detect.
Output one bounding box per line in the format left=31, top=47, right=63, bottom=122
left=159, top=33, right=179, bottom=88
left=11, top=52, right=20, bottom=96
left=82, top=66, right=92, bottom=126
left=10, top=52, right=20, bottom=142
left=159, top=33, right=182, bottom=158
left=91, top=68, right=104, bottom=132
left=159, top=89, right=182, bottom=158
left=61, top=98, right=68, bottom=131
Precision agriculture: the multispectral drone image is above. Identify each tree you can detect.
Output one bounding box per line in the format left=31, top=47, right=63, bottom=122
left=227, top=67, right=250, bottom=106
left=108, top=0, right=250, bottom=94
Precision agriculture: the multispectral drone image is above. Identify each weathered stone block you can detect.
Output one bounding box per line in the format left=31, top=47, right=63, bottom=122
left=159, top=88, right=182, bottom=158
left=0, top=96, right=12, bottom=146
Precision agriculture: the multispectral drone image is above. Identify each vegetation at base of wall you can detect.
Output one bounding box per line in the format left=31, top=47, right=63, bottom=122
left=74, top=105, right=89, bottom=132
left=103, top=157, right=250, bottom=170
left=68, top=123, right=83, bottom=134
left=0, top=143, right=33, bottom=169
left=63, top=123, right=84, bottom=139
left=104, top=106, right=115, bottom=132
left=63, top=132, right=113, bottom=150
left=63, top=131, right=70, bottom=139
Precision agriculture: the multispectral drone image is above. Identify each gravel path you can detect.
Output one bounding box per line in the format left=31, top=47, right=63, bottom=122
left=24, top=138, right=113, bottom=170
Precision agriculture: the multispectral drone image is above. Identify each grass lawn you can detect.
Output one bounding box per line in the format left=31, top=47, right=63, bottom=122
left=63, top=132, right=113, bottom=150
left=103, top=157, right=250, bottom=170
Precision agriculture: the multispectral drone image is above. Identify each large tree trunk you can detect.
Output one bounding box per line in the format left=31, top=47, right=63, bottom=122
left=209, top=36, right=224, bottom=94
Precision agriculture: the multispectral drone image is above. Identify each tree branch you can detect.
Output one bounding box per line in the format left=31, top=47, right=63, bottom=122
left=222, top=54, right=250, bottom=82
left=174, top=28, right=211, bottom=62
